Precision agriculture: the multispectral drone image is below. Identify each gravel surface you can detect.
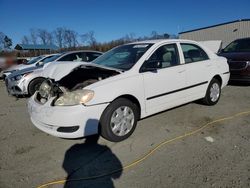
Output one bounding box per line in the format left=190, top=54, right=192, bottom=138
left=0, top=81, right=249, bottom=188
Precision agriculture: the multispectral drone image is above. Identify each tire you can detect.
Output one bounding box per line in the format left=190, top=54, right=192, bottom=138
left=202, top=78, right=221, bottom=106
left=28, top=78, right=45, bottom=96
left=100, top=98, right=139, bottom=142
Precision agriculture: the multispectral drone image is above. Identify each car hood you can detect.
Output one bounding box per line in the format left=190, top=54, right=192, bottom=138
left=8, top=66, right=41, bottom=79
left=218, top=52, right=250, bottom=61
left=41, top=61, right=87, bottom=81
left=5, top=63, right=34, bottom=72
left=42, top=61, right=122, bottom=81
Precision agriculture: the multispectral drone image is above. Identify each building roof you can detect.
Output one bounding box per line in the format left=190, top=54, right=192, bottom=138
left=179, top=19, right=250, bottom=34
left=15, top=44, right=58, bottom=50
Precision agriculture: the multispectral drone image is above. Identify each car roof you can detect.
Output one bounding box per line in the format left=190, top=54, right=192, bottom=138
left=234, top=37, right=250, bottom=41
left=129, top=39, right=197, bottom=45
left=60, top=50, right=103, bottom=55
left=43, top=53, right=60, bottom=57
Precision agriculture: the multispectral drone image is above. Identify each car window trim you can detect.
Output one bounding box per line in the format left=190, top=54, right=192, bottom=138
left=180, top=43, right=210, bottom=64
left=139, top=43, right=182, bottom=72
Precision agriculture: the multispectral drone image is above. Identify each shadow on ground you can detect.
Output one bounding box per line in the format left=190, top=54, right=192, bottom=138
left=62, top=120, right=122, bottom=188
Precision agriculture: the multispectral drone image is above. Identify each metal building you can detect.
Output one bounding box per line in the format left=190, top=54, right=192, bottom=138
left=179, top=19, right=250, bottom=48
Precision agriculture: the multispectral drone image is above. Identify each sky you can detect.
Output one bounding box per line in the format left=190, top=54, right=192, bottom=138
left=0, top=0, right=250, bottom=46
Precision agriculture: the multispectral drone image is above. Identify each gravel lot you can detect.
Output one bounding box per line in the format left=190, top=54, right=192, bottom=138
left=0, top=80, right=250, bottom=188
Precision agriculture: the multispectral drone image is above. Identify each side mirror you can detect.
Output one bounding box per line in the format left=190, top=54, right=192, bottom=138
left=140, top=60, right=162, bottom=73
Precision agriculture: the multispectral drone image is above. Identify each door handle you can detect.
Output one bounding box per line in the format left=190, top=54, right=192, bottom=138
left=178, top=70, right=185, bottom=73
left=206, top=64, right=212, bottom=67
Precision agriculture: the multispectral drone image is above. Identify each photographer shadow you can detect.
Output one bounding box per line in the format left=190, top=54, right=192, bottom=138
left=62, top=119, right=122, bottom=188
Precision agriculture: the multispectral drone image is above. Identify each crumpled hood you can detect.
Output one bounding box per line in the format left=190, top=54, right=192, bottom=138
left=41, top=61, right=87, bottom=81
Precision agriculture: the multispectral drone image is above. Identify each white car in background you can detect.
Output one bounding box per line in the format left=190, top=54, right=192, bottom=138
left=6, top=50, right=102, bottom=96
left=28, top=39, right=229, bottom=142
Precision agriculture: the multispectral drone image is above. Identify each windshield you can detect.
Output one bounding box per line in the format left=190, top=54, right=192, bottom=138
left=42, top=54, right=61, bottom=63
left=26, top=56, right=44, bottom=65
left=93, top=43, right=153, bottom=70
left=223, top=39, right=250, bottom=53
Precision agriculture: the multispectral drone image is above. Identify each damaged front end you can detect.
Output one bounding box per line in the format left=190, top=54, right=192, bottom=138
left=35, top=65, right=120, bottom=105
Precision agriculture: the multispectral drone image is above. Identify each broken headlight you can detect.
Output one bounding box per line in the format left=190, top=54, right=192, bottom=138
left=54, top=89, right=94, bottom=106
left=39, top=81, right=52, bottom=98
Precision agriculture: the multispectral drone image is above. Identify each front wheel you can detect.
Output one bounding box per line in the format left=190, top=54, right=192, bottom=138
left=28, top=78, right=45, bottom=96
left=100, top=98, right=139, bottom=142
left=202, top=78, right=221, bottom=105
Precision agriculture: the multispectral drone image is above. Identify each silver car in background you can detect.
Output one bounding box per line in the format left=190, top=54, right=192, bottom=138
left=5, top=50, right=102, bottom=96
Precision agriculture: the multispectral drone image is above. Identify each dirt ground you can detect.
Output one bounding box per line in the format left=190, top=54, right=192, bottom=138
left=0, top=80, right=250, bottom=188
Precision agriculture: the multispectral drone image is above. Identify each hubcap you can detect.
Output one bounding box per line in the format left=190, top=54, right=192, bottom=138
left=110, top=106, right=135, bottom=136
left=210, top=83, right=220, bottom=102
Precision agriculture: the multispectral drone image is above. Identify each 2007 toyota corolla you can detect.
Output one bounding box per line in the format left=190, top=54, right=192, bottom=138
left=28, top=39, right=230, bottom=142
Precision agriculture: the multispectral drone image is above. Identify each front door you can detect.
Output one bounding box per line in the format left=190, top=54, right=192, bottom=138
left=141, top=43, right=186, bottom=115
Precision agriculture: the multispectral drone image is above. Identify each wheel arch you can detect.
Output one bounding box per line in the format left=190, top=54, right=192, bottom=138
left=27, top=76, right=45, bottom=94
left=114, top=94, right=142, bottom=119
left=212, top=75, right=222, bottom=86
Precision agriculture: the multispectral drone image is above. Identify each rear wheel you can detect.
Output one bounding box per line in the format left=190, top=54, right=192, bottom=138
left=28, top=78, right=45, bottom=96
left=100, top=98, right=139, bottom=142
left=202, top=78, right=221, bottom=105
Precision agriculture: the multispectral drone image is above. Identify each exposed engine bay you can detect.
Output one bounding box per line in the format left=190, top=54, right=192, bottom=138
left=36, top=65, right=120, bottom=103
left=58, top=65, right=120, bottom=91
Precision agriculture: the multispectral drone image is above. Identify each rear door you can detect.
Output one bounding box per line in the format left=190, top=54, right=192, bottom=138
left=179, top=43, right=212, bottom=99
left=141, top=43, right=186, bottom=115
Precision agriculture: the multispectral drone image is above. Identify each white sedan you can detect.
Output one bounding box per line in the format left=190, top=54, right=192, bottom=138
left=28, top=39, right=230, bottom=142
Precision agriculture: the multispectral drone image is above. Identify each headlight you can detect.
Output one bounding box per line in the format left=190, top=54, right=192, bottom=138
left=39, top=81, right=52, bottom=98
left=54, top=89, right=94, bottom=106
left=11, top=74, right=23, bottom=81
left=11, top=72, right=31, bottom=81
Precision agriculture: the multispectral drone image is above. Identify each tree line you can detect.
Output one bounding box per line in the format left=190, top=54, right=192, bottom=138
left=20, top=28, right=177, bottom=48
left=0, top=28, right=178, bottom=57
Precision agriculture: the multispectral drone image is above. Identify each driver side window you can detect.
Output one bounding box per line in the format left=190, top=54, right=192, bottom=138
left=145, top=44, right=180, bottom=69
